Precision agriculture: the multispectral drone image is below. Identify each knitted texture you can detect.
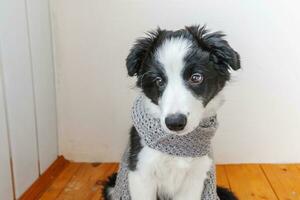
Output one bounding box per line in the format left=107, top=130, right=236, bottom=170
left=110, top=96, right=220, bottom=200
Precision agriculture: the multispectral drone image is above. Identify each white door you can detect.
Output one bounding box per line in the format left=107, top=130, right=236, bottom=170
left=0, top=46, right=14, bottom=200
left=0, top=0, right=58, bottom=198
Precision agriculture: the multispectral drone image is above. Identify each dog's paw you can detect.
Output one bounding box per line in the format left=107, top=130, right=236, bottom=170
left=102, top=173, right=117, bottom=200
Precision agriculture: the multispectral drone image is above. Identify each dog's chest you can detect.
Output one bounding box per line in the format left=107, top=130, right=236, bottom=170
left=137, top=146, right=212, bottom=197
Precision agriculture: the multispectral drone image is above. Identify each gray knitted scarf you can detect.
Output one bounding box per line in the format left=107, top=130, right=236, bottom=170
left=110, top=96, right=220, bottom=200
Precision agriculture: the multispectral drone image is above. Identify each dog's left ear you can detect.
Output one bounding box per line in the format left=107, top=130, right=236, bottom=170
left=186, top=25, right=240, bottom=72
left=126, top=29, right=163, bottom=76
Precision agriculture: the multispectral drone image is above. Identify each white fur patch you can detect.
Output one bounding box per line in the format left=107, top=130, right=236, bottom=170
left=154, top=37, right=205, bottom=134
left=128, top=146, right=212, bottom=200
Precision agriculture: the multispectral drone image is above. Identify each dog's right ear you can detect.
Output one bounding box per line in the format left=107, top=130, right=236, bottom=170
left=126, top=29, right=162, bottom=76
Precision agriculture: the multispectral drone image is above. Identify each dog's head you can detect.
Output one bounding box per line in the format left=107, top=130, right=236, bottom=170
left=127, top=26, right=240, bottom=135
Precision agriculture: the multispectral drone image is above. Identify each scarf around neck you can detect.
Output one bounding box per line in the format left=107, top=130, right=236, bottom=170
left=131, top=95, right=218, bottom=157
left=109, top=95, right=220, bottom=200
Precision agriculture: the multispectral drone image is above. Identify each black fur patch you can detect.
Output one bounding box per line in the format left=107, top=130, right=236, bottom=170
left=102, top=128, right=143, bottom=200
left=217, top=186, right=238, bottom=200
left=128, top=127, right=143, bottom=171
left=103, top=173, right=117, bottom=200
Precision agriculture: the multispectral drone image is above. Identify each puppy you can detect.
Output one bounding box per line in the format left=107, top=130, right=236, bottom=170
left=104, top=25, right=240, bottom=200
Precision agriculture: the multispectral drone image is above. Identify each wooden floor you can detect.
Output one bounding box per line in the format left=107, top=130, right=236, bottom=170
left=39, top=163, right=300, bottom=200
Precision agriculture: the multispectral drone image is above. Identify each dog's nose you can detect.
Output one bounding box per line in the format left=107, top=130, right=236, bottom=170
left=165, top=114, right=187, bottom=131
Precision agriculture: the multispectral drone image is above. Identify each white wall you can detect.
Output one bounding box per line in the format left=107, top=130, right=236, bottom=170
left=52, top=0, right=300, bottom=163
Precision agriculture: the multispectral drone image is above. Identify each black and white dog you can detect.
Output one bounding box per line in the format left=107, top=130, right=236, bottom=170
left=104, top=25, right=240, bottom=200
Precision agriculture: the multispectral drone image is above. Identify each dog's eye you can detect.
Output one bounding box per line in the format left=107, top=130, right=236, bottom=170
left=155, top=77, right=165, bottom=88
left=189, top=73, right=203, bottom=84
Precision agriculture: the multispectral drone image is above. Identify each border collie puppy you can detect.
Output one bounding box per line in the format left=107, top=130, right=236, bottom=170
left=104, top=25, right=240, bottom=200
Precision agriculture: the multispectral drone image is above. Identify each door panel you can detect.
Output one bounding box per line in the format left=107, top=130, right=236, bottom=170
left=0, top=0, right=39, bottom=197
left=0, top=46, right=14, bottom=200
left=26, top=0, right=58, bottom=173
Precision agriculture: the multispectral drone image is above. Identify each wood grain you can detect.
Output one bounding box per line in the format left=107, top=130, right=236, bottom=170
left=22, top=162, right=300, bottom=200
left=20, top=156, right=69, bottom=200
left=226, top=164, right=278, bottom=200
left=39, top=163, right=81, bottom=200
left=55, top=163, right=118, bottom=200
left=92, top=164, right=119, bottom=200
left=261, top=164, right=300, bottom=200
left=216, top=165, right=230, bottom=189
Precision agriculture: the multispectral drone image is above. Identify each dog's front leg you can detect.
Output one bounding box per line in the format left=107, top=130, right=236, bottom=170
left=174, top=156, right=212, bottom=200
left=128, top=170, right=157, bottom=200
left=174, top=177, right=205, bottom=200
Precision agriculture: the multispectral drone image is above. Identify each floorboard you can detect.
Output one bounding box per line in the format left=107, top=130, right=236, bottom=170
left=216, top=165, right=230, bottom=189
left=39, top=163, right=300, bottom=200
left=40, top=163, right=81, bottom=200
left=225, top=164, right=278, bottom=199
left=261, top=164, right=300, bottom=200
